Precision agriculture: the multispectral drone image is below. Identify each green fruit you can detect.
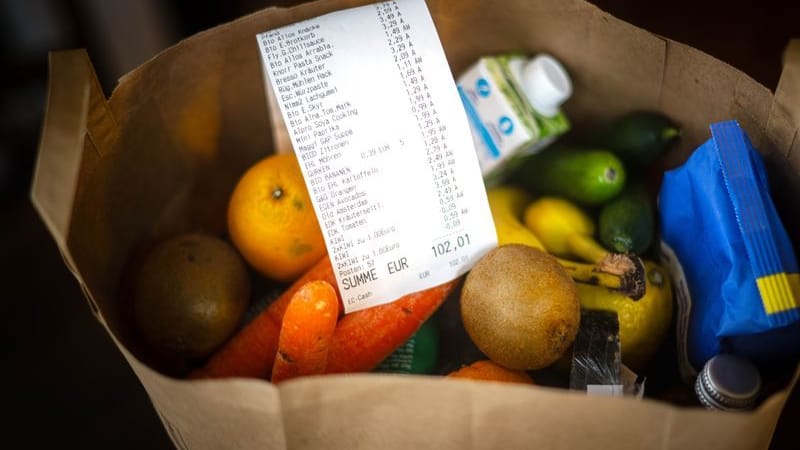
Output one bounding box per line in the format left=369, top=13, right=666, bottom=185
left=598, top=184, right=654, bottom=254
left=516, top=147, right=626, bottom=205
left=590, top=111, right=680, bottom=166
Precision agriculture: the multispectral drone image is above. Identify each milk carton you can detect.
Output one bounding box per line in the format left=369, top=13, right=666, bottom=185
left=458, top=54, right=572, bottom=184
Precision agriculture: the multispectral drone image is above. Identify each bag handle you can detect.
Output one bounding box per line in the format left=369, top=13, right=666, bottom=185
left=768, top=40, right=800, bottom=160
left=31, top=49, right=117, bottom=255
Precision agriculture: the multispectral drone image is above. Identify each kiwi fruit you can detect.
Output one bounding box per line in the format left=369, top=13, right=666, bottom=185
left=460, top=244, right=580, bottom=370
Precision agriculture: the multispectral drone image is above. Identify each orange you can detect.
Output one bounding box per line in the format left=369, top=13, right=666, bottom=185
left=447, top=360, right=535, bottom=385
left=227, top=153, right=326, bottom=282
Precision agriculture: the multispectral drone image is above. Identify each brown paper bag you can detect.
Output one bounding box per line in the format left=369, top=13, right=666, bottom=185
left=31, top=1, right=800, bottom=448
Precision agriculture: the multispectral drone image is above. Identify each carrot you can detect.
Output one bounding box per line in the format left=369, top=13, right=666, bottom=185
left=193, top=254, right=460, bottom=379
left=190, top=255, right=337, bottom=379
left=271, top=280, right=339, bottom=383
left=324, top=277, right=461, bottom=374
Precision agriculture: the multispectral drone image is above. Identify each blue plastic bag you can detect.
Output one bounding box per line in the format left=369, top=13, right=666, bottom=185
left=659, top=121, right=800, bottom=379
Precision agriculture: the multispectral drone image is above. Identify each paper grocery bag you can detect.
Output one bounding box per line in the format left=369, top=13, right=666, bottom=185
left=31, top=1, right=800, bottom=449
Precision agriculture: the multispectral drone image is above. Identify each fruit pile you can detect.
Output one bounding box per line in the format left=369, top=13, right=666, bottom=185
left=128, top=152, right=458, bottom=381
left=482, top=112, right=679, bottom=371
left=125, top=111, right=680, bottom=388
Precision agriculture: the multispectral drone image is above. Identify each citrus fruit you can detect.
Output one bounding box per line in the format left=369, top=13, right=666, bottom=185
left=133, top=233, right=250, bottom=364
left=227, top=153, right=326, bottom=282
left=448, top=360, right=535, bottom=385
left=460, top=244, right=581, bottom=370
left=577, top=260, right=673, bottom=371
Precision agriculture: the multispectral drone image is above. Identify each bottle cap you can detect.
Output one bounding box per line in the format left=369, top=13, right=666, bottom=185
left=694, top=354, right=761, bottom=411
left=519, top=54, right=572, bottom=117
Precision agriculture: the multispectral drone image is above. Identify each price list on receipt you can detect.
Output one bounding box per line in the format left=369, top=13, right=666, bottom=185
left=258, top=0, right=496, bottom=313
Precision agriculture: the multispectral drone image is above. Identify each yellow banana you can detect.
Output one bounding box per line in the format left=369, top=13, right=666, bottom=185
left=523, top=195, right=645, bottom=294
left=487, top=187, right=545, bottom=250
left=487, top=186, right=644, bottom=299
left=559, top=254, right=645, bottom=299
left=566, top=233, right=610, bottom=264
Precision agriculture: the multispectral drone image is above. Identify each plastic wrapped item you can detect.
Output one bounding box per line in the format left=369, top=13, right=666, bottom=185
left=659, top=120, right=800, bottom=381
left=570, top=309, right=622, bottom=395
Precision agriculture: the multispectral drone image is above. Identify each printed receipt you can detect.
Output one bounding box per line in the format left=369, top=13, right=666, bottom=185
left=257, top=0, right=497, bottom=313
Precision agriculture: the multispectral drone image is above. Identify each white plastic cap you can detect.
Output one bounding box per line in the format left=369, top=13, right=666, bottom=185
left=519, top=54, right=572, bottom=117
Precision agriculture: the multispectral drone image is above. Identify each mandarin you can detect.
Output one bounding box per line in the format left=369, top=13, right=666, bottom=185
left=227, top=153, right=325, bottom=282
left=448, top=360, right=535, bottom=385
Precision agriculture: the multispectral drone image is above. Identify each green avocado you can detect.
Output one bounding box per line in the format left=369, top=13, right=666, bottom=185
left=590, top=111, right=680, bottom=166
left=515, top=147, right=626, bottom=205
left=598, top=184, right=654, bottom=254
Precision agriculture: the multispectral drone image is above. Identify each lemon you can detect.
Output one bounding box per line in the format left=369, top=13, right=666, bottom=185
left=576, top=260, right=673, bottom=371
left=523, top=196, right=595, bottom=257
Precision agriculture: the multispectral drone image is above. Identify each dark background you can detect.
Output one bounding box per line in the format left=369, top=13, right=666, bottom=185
left=2, top=0, right=798, bottom=448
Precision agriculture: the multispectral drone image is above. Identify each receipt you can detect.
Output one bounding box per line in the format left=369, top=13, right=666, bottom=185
left=258, top=0, right=497, bottom=313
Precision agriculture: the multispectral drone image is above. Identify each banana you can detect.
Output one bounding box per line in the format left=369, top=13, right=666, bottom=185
left=522, top=195, right=646, bottom=297
left=565, top=233, right=609, bottom=264
left=559, top=254, right=645, bottom=299
left=487, top=187, right=545, bottom=250
left=487, top=186, right=645, bottom=299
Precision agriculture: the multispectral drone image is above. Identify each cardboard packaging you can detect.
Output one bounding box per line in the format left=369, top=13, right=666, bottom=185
left=31, top=0, right=800, bottom=448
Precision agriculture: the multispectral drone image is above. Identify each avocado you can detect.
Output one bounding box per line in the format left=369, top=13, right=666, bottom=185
left=590, top=111, right=680, bottom=166
left=514, top=147, right=626, bottom=205
left=598, top=183, right=654, bottom=254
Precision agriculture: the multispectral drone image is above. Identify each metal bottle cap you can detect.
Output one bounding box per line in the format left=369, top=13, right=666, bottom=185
left=694, top=354, right=761, bottom=411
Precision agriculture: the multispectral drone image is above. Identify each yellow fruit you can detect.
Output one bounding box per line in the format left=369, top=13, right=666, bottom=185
left=487, top=186, right=644, bottom=298
left=577, top=260, right=673, bottom=371
left=461, top=244, right=581, bottom=370
left=523, top=196, right=596, bottom=257
left=133, top=233, right=250, bottom=364
left=486, top=186, right=545, bottom=250
left=227, top=154, right=326, bottom=282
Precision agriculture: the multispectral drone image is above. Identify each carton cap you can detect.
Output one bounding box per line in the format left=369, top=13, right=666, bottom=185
left=519, top=54, right=572, bottom=117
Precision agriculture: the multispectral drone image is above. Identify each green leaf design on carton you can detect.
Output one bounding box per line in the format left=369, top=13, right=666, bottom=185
left=495, top=54, right=570, bottom=140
